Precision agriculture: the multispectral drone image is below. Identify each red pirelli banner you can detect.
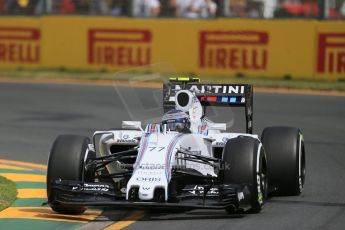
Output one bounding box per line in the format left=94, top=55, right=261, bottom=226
left=0, top=20, right=41, bottom=67
left=199, top=31, right=269, bottom=71
left=317, top=33, right=345, bottom=75
left=0, top=17, right=344, bottom=80
left=88, top=29, right=152, bottom=67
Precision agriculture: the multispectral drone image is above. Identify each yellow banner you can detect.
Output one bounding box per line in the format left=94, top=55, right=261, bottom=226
left=0, top=17, right=41, bottom=68
left=0, top=17, right=344, bottom=80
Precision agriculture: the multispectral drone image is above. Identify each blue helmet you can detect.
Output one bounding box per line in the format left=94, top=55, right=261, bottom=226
left=162, top=109, right=190, bottom=132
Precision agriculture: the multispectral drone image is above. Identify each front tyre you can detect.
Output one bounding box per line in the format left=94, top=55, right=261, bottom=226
left=222, top=136, right=268, bottom=213
left=47, top=135, right=91, bottom=214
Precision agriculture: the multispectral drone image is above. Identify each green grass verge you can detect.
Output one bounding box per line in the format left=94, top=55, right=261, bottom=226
left=0, top=176, right=17, bottom=211
left=0, top=69, right=345, bottom=91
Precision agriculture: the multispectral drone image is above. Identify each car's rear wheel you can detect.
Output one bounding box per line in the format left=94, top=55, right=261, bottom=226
left=222, top=136, right=268, bottom=213
left=47, top=135, right=91, bottom=214
left=261, top=127, right=306, bottom=195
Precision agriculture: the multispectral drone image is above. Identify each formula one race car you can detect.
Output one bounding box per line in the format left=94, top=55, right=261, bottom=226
left=47, top=77, right=306, bottom=214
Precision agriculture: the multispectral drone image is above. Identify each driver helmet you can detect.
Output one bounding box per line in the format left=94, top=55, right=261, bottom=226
left=162, top=109, right=190, bottom=132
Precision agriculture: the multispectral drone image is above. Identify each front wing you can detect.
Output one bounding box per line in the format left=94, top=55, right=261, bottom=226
left=50, top=180, right=254, bottom=212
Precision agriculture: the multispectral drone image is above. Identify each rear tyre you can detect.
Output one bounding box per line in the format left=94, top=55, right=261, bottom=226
left=47, top=135, right=91, bottom=214
left=261, top=127, right=306, bottom=196
left=222, top=136, right=268, bottom=213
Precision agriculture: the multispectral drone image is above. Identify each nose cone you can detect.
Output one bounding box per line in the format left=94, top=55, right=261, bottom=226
left=138, top=186, right=155, bottom=200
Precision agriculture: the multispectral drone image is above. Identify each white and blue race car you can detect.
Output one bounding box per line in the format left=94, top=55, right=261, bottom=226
left=47, top=78, right=306, bottom=214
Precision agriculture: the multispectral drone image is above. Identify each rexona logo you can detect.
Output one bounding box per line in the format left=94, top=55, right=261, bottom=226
left=199, top=31, right=269, bottom=70
left=88, top=29, right=152, bottom=67
left=0, top=27, right=40, bottom=64
left=317, top=33, right=345, bottom=74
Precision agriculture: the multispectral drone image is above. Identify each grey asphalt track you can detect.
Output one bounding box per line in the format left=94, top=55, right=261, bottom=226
left=1, top=82, right=345, bottom=230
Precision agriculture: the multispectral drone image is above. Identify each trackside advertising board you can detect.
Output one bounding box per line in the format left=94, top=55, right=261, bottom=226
left=0, top=18, right=41, bottom=68
left=0, top=17, right=344, bottom=80
left=315, top=22, right=345, bottom=78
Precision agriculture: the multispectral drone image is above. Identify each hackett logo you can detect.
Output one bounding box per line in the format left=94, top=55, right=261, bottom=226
left=0, top=27, right=40, bottom=64
left=199, top=31, right=269, bottom=70
left=88, top=29, right=152, bottom=67
left=317, top=33, right=345, bottom=74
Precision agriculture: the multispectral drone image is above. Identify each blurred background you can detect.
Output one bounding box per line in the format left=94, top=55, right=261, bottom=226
left=0, top=0, right=344, bottom=19
left=1, top=0, right=344, bottom=82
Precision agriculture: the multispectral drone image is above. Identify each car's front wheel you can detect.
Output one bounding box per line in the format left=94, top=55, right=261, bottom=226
left=221, top=136, right=268, bottom=213
left=47, top=135, right=91, bottom=214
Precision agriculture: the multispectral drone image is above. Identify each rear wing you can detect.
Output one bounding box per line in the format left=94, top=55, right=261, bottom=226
left=163, top=78, right=253, bottom=134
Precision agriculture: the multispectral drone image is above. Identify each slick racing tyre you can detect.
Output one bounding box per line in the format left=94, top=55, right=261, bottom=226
left=47, top=135, right=91, bottom=214
left=261, top=127, right=306, bottom=196
left=222, top=136, right=268, bottom=213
